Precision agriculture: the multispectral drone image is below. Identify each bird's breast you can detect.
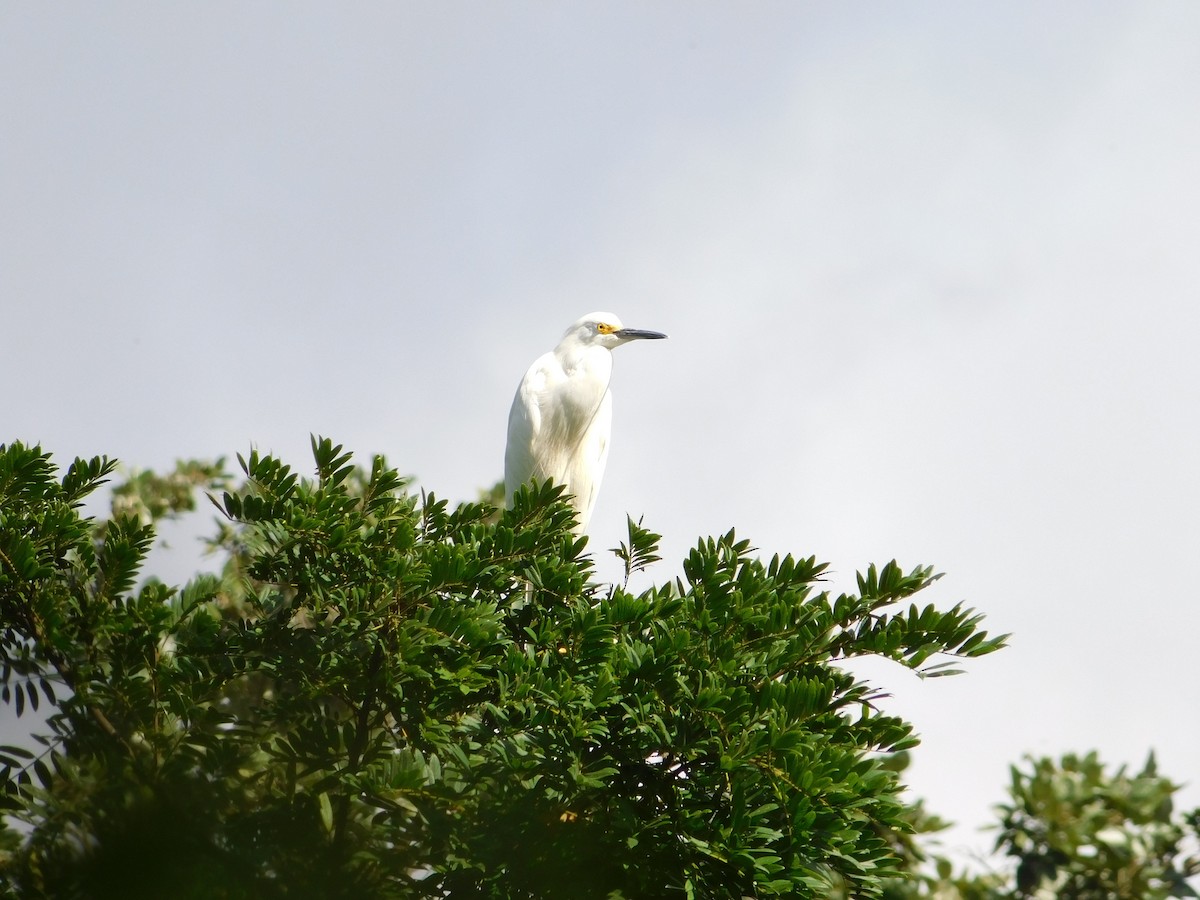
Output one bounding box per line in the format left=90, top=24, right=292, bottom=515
left=539, top=351, right=611, bottom=439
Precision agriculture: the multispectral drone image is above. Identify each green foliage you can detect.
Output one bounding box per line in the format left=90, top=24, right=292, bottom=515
left=611, top=515, right=662, bottom=588
left=0, top=439, right=1006, bottom=898
left=108, top=458, right=231, bottom=527
left=879, top=751, right=1200, bottom=900
left=0, top=441, right=122, bottom=731
left=996, top=752, right=1200, bottom=899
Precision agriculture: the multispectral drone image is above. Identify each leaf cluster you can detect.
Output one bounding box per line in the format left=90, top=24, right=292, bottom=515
left=879, top=751, right=1200, bottom=900
left=996, top=752, right=1200, bottom=899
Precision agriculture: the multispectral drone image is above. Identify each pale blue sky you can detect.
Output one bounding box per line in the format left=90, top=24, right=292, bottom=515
left=4, top=2, right=1199, bottom=865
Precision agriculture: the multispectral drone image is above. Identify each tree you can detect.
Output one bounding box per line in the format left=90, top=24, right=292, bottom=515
left=997, top=752, right=1200, bottom=899
left=880, top=752, right=1200, bottom=900
left=0, top=439, right=1006, bottom=898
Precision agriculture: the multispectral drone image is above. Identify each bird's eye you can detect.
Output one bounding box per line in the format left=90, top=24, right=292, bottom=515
left=597, top=323, right=616, bottom=334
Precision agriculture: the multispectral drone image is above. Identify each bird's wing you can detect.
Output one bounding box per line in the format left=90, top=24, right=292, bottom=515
left=571, top=388, right=612, bottom=531
left=504, top=355, right=550, bottom=506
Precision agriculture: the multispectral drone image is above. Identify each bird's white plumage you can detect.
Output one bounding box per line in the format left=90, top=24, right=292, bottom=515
left=504, top=311, right=665, bottom=533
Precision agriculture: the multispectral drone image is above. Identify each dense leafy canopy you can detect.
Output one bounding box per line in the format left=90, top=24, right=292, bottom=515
left=882, top=752, right=1200, bottom=900
left=996, top=752, right=1200, bottom=899
left=0, top=438, right=1012, bottom=898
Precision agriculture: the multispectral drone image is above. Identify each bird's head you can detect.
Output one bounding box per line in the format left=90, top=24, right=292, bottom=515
left=563, top=312, right=668, bottom=350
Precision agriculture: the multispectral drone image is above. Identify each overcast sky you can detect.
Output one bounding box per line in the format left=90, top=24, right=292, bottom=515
left=4, top=2, right=1199, bottom=866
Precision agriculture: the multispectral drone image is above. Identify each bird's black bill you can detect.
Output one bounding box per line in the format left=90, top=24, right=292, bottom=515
left=615, top=328, right=668, bottom=340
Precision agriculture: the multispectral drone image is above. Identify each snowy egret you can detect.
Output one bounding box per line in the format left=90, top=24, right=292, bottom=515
left=504, top=312, right=667, bottom=533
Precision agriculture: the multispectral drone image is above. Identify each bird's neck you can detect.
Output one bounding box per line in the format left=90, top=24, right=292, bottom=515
left=557, top=343, right=612, bottom=382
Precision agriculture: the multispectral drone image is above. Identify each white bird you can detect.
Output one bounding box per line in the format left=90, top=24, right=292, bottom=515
left=504, top=311, right=667, bottom=533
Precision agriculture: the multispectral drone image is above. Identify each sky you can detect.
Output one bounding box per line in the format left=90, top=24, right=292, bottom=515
left=3, top=1, right=1199, bottom=868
